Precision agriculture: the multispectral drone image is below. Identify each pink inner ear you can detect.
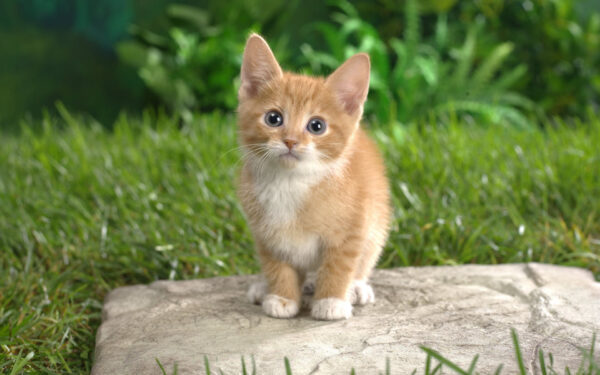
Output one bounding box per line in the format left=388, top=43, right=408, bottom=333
left=326, top=54, right=370, bottom=115
left=338, top=86, right=367, bottom=114
left=241, top=64, right=276, bottom=97
left=239, top=35, right=282, bottom=99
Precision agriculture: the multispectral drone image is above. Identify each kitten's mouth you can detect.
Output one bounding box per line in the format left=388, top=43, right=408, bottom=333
left=279, top=151, right=300, bottom=160
left=278, top=151, right=301, bottom=167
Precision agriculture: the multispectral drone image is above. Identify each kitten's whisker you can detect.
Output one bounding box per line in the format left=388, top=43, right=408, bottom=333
left=222, top=143, right=270, bottom=156
left=205, top=143, right=270, bottom=174
left=251, top=147, right=274, bottom=178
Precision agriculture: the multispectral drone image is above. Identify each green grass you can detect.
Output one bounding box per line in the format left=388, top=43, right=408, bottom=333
left=0, top=109, right=599, bottom=373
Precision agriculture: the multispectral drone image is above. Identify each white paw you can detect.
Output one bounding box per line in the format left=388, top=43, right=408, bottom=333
left=347, top=280, right=375, bottom=305
left=247, top=281, right=268, bottom=305
left=311, top=298, right=352, bottom=320
left=262, top=294, right=299, bottom=318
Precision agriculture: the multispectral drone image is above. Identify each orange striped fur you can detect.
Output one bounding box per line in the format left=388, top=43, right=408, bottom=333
left=237, top=34, right=390, bottom=320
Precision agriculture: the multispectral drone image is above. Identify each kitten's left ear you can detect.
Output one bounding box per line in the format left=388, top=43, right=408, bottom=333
left=325, top=53, right=370, bottom=116
left=239, top=34, right=283, bottom=99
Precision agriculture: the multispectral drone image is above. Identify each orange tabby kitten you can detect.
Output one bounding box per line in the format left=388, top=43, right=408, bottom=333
left=237, top=34, right=390, bottom=320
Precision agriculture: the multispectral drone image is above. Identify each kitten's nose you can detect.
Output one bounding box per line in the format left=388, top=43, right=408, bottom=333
left=283, top=139, right=298, bottom=150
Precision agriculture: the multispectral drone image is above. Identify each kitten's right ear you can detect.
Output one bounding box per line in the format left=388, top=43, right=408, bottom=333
left=325, top=53, right=370, bottom=116
left=239, top=34, right=283, bottom=99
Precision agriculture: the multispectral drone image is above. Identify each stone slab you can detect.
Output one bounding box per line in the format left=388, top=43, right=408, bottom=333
left=92, top=263, right=600, bottom=374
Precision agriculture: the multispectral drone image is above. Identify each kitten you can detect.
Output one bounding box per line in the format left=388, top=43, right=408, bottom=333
left=237, top=34, right=390, bottom=320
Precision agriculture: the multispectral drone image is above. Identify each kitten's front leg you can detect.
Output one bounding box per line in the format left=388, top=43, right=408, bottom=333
left=255, top=246, right=303, bottom=319
left=311, top=240, right=361, bottom=320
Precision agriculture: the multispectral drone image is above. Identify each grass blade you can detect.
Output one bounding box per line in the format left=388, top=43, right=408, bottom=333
left=589, top=333, right=596, bottom=374
left=9, top=351, right=35, bottom=375
left=284, top=357, right=292, bottom=375
left=466, top=354, right=479, bottom=374
left=511, top=329, right=527, bottom=375
left=539, top=348, right=547, bottom=375
left=155, top=358, right=167, bottom=375
left=420, top=346, right=469, bottom=375
left=204, top=355, right=211, bottom=375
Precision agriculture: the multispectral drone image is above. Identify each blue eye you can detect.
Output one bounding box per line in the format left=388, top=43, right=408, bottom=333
left=307, top=118, right=326, bottom=135
left=264, top=111, right=283, bottom=127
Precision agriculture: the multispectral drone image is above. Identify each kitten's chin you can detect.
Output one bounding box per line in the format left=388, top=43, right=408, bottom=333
left=278, top=153, right=300, bottom=168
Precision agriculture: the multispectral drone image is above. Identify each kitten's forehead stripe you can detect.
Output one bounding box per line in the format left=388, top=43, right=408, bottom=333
left=282, top=74, right=327, bottom=113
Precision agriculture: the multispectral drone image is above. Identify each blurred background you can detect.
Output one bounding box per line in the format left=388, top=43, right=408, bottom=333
left=1, top=0, right=599, bottom=128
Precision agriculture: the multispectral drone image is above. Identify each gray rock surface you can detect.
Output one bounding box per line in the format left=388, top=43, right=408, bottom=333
left=92, top=263, right=600, bottom=374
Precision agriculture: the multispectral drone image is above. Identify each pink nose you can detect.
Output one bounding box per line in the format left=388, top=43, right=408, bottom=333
left=283, top=139, right=298, bottom=150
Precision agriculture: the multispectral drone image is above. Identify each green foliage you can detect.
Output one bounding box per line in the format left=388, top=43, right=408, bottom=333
left=115, top=0, right=545, bottom=128
left=117, top=5, right=247, bottom=122
left=116, top=0, right=310, bottom=122
left=1, top=0, right=599, bottom=124
left=301, top=0, right=534, bottom=127
left=450, top=0, right=600, bottom=117
left=1, top=109, right=599, bottom=372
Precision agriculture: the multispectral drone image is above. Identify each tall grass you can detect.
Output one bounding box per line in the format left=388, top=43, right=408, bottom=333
left=0, top=110, right=598, bottom=372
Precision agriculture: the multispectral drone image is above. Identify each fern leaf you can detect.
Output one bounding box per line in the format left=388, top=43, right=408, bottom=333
left=434, top=13, right=448, bottom=50
left=472, top=42, right=514, bottom=86
left=490, top=64, right=527, bottom=91
left=434, top=100, right=532, bottom=128
left=404, top=0, right=420, bottom=59
left=315, top=23, right=345, bottom=61
left=452, top=29, right=476, bottom=88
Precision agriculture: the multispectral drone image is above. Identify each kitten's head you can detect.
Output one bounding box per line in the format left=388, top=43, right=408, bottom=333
left=237, top=34, right=370, bottom=172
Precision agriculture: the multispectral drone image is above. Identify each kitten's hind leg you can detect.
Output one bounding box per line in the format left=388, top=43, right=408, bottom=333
left=347, top=279, right=375, bottom=305
left=348, top=225, right=386, bottom=306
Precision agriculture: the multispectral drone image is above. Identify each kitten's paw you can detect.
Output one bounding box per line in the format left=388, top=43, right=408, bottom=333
left=262, top=294, right=299, bottom=318
left=247, top=281, right=268, bottom=305
left=311, top=298, right=352, bottom=320
left=347, top=280, right=375, bottom=305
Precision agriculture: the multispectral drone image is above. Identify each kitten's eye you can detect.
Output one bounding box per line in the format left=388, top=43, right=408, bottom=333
left=307, top=118, right=327, bottom=135
left=264, top=111, right=283, bottom=127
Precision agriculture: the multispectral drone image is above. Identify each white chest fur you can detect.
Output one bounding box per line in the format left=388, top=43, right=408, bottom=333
left=264, top=229, right=322, bottom=271
left=249, top=160, right=329, bottom=271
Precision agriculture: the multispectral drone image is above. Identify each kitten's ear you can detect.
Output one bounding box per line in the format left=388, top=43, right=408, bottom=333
left=239, top=34, right=283, bottom=99
left=325, top=53, right=370, bottom=115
